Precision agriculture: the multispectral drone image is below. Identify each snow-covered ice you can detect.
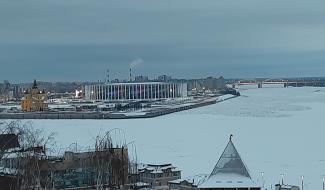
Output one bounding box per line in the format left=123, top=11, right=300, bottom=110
left=10, top=87, right=325, bottom=190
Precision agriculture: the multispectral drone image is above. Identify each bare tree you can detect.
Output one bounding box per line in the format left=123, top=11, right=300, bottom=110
left=93, top=128, right=128, bottom=189
left=0, top=120, right=56, bottom=189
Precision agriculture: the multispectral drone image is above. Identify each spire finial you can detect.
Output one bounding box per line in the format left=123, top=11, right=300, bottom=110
left=230, top=134, right=233, bottom=141
left=32, top=79, right=38, bottom=89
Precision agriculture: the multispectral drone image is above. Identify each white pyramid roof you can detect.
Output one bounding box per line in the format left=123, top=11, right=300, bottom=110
left=199, top=135, right=260, bottom=189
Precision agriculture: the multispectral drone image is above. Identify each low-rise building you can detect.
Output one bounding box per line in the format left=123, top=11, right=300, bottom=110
left=0, top=131, right=130, bottom=189
left=1, top=147, right=129, bottom=189
left=138, top=163, right=182, bottom=189
left=275, top=184, right=300, bottom=190
left=169, top=179, right=198, bottom=190
left=135, top=76, right=149, bottom=82
left=158, top=75, right=172, bottom=82
left=187, top=77, right=226, bottom=96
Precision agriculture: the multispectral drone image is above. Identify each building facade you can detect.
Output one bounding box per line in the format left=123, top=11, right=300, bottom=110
left=275, top=184, right=300, bottom=190
left=84, top=82, right=187, bottom=101
left=21, top=80, right=48, bottom=112
left=138, top=163, right=181, bottom=189
left=169, top=179, right=198, bottom=190
left=0, top=148, right=129, bottom=189
left=187, top=77, right=226, bottom=94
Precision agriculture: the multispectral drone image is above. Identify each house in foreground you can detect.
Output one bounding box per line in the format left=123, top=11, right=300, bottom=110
left=169, top=179, right=198, bottom=190
left=199, top=135, right=261, bottom=190
left=138, top=163, right=182, bottom=189
left=275, top=184, right=300, bottom=190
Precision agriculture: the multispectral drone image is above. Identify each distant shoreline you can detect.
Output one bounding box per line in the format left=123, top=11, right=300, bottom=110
left=0, top=95, right=238, bottom=120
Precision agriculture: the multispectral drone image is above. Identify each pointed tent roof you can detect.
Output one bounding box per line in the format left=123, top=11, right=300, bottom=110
left=209, top=134, right=251, bottom=179
left=199, top=135, right=259, bottom=189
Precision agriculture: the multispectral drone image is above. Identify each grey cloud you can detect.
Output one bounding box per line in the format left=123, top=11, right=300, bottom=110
left=0, top=0, right=325, bottom=81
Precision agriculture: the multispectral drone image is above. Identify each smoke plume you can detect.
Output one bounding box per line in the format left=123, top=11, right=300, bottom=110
left=130, top=58, right=144, bottom=68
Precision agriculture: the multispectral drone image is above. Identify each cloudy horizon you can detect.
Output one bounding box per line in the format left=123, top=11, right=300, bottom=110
left=1, top=0, right=325, bottom=82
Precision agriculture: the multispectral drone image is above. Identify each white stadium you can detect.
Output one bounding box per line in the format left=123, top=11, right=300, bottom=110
left=84, top=82, right=187, bottom=101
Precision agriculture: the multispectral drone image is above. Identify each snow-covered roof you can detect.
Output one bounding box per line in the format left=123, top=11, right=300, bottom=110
left=138, top=163, right=180, bottom=175
left=275, top=184, right=300, bottom=189
left=169, top=179, right=196, bottom=186
left=199, top=173, right=260, bottom=188
left=199, top=135, right=260, bottom=189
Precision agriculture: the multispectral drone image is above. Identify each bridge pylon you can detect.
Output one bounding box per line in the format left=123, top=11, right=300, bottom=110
left=258, top=83, right=262, bottom=88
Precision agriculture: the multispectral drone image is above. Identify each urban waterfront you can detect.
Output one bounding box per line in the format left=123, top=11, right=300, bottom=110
left=15, top=86, right=325, bottom=190
left=2, top=0, right=325, bottom=188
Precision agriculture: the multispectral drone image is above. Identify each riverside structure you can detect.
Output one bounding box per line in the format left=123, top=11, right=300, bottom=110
left=84, top=82, right=187, bottom=101
left=199, top=135, right=261, bottom=190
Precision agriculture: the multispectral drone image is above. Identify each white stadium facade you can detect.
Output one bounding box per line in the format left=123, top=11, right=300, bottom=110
left=84, top=82, right=187, bottom=101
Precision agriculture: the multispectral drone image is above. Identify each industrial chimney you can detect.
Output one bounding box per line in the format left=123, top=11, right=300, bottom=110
left=106, top=69, right=110, bottom=84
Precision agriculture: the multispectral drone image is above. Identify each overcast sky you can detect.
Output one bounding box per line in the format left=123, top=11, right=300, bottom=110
left=1, top=0, right=325, bottom=82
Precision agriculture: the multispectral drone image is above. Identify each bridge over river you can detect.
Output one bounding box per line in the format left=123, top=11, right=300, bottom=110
left=231, top=79, right=324, bottom=88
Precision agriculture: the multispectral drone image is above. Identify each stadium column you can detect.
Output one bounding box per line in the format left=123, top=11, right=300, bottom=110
left=140, top=84, right=142, bottom=100
left=94, top=85, right=96, bottom=100
left=101, top=85, right=104, bottom=100
left=100, top=85, right=102, bottom=100
left=146, top=84, right=148, bottom=99
left=110, top=85, right=112, bottom=100
left=167, top=84, right=170, bottom=98
left=154, top=84, right=156, bottom=99
left=150, top=84, right=152, bottom=99
left=164, top=84, right=167, bottom=98
left=144, top=84, right=146, bottom=99
left=156, top=84, right=159, bottom=99
left=135, top=84, right=138, bottom=99
left=124, top=85, right=127, bottom=100
left=107, top=85, right=109, bottom=100
left=173, top=84, right=176, bottom=98
left=132, top=85, right=134, bottom=99
left=96, top=85, right=98, bottom=100
left=97, top=85, right=101, bottom=100
left=117, top=85, right=120, bottom=100
left=92, top=85, right=94, bottom=100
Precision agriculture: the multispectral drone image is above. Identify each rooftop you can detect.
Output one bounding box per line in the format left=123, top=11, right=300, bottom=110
left=199, top=135, right=260, bottom=189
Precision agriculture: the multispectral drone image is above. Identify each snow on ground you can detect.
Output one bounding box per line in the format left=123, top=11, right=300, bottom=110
left=8, top=87, right=325, bottom=190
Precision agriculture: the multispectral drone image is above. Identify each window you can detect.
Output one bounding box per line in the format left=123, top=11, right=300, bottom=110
left=173, top=172, right=180, bottom=176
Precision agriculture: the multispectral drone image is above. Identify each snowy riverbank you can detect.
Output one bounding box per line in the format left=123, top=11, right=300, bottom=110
left=7, top=87, right=325, bottom=190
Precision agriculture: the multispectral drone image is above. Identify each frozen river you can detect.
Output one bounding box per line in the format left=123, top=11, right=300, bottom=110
left=18, top=87, right=325, bottom=189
